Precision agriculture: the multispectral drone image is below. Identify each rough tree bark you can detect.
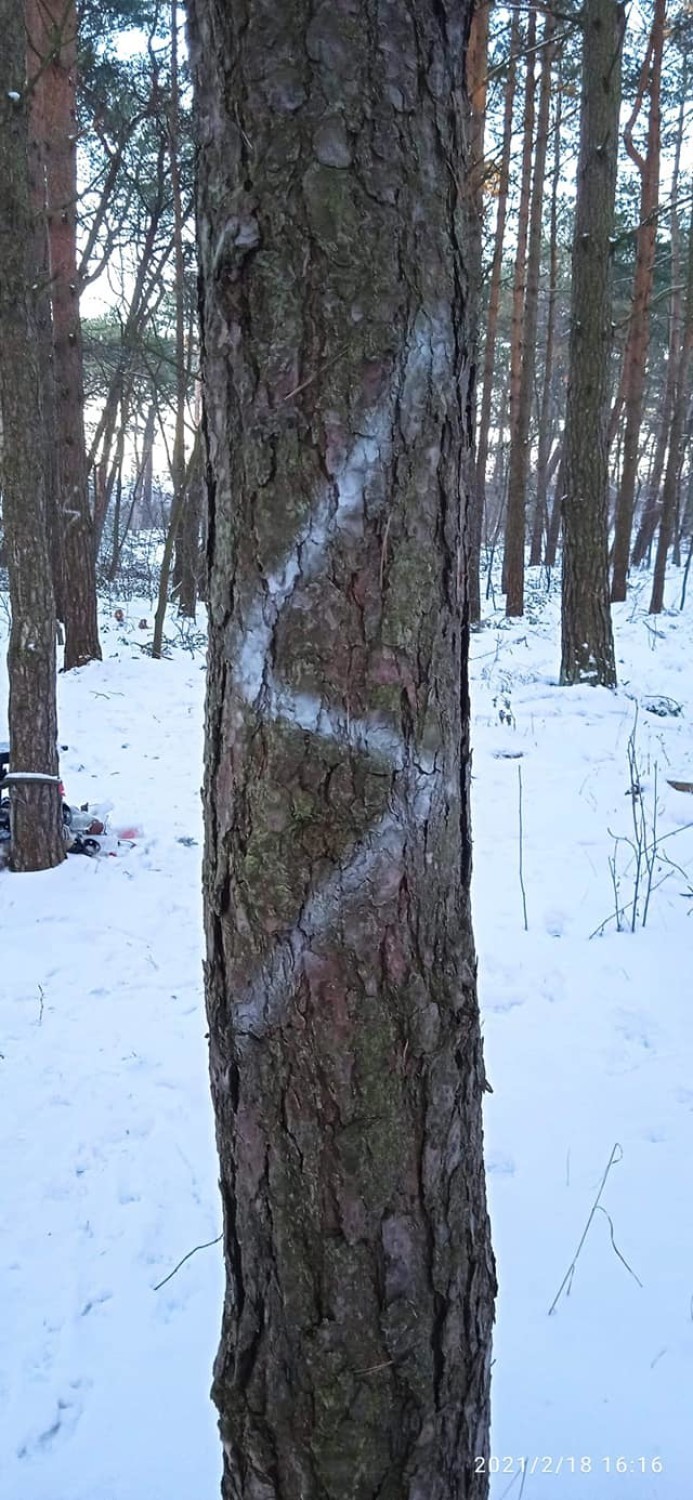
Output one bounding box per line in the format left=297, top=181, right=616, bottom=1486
left=29, top=0, right=101, bottom=668
left=189, top=0, right=496, bottom=1495
left=610, top=0, right=665, bottom=603
left=560, top=0, right=622, bottom=687
left=0, top=7, right=65, bottom=872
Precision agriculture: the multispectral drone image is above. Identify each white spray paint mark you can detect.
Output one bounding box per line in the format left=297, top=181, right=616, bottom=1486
left=227, top=314, right=452, bottom=1040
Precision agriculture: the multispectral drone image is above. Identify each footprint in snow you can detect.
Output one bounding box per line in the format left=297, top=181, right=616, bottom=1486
left=486, top=1151, right=516, bottom=1176
left=544, top=908, right=567, bottom=938
left=17, top=1380, right=89, bottom=1458
left=613, top=1008, right=657, bottom=1051
left=484, top=993, right=524, bottom=1014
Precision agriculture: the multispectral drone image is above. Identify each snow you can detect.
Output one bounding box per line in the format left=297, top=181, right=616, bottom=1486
left=0, top=605, right=222, bottom=1500
left=1, top=566, right=693, bottom=1497
left=475, top=572, right=693, bottom=1497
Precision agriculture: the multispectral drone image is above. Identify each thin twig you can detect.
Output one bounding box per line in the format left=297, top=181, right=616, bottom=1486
left=548, top=1143, right=626, bottom=1315
left=595, top=1206, right=643, bottom=1289
left=153, top=1232, right=222, bottom=1292
left=280, top=343, right=348, bottom=402
left=517, top=764, right=528, bottom=931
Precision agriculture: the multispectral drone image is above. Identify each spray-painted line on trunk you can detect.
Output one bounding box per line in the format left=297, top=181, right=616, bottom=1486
left=228, top=316, right=452, bottom=1038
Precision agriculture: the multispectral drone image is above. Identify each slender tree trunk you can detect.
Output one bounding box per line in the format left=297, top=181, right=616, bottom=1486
left=26, top=0, right=65, bottom=624
left=674, top=406, right=693, bottom=565
left=173, top=429, right=203, bottom=617
left=649, top=201, right=693, bottom=614
left=544, top=445, right=564, bottom=569
left=632, top=78, right=686, bottom=568
left=29, top=0, right=101, bottom=667
left=505, top=8, right=555, bottom=616
left=153, top=2, right=188, bottom=658
left=502, top=6, right=537, bottom=602
left=531, top=438, right=561, bottom=567
left=560, top=0, right=622, bottom=686
left=190, top=0, right=496, bottom=1494
left=133, top=404, right=157, bottom=529
left=466, top=0, right=490, bottom=623
left=530, top=74, right=562, bottom=568
left=107, top=423, right=126, bottom=581
left=472, top=10, right=520, bottom=622
left=0, top=15, right=65, bottom=872
left=610, top=0, right=665, bottom=602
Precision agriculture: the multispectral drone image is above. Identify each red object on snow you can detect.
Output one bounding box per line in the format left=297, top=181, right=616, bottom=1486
left=115, top=825, right=142, bottom=841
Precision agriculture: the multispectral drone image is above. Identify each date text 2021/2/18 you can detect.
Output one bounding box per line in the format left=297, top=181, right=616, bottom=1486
left=474, top=1456, right=664, bottom=1476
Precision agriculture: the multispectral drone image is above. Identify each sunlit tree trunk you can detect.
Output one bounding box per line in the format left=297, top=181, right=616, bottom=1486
left=190, top=0, right=496, bottom=1493
left=0, top=8, right=65, bottom=872
left=26, top=0, right=65, bottom=624
left=30, top=0, right=101, bottom=667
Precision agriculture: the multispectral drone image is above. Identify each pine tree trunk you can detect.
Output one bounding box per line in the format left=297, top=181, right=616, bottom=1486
left=631, top=77, right=686, bottom=569
left=505, top=8, right=555, bottom=615
left=465, top=0, right=490, bottom=624
left=560, top=0, right=621, bottom=687
left=190, top=0, right=496, bottom=1494
left=472, top=11, right=519, bottom=614
left=610, top=0, right=665, bottom=603
left=0, top=13, right=65, bottom=873
left=544, top=447, right=564, bottom=569
left=26, top=0, right=65, bottom=623
left=173, top=430, right=203, bottom=618
left=530, top=74, right=562, bottom=569
left=649, top=201, right=693, bottom=614
left=30, top=0, right=101, bottom=668
left=502, top=7, right=537, bottom=605
left=166, top=2, right=195, bottom=621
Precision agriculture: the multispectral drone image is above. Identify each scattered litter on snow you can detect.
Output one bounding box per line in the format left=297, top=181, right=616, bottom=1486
left=0, top=566, right=691, bottom=1498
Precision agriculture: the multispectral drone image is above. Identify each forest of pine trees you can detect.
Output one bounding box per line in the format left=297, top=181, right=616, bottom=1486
left=2, top=2, right=692, bottom=748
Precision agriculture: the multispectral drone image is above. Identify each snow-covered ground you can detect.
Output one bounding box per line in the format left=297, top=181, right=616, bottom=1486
left=1, top=568, right=692, bottom=1498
